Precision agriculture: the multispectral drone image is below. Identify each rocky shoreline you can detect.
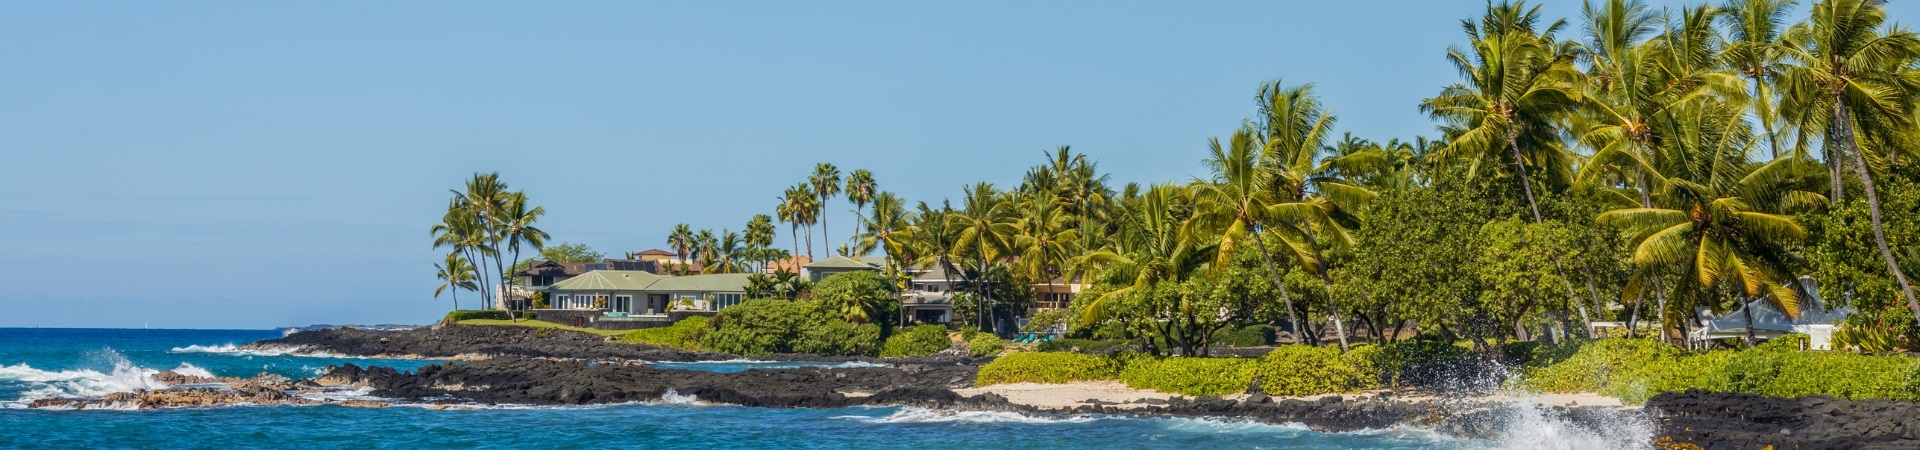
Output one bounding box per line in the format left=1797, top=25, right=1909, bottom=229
left=30, top=325, right=1920, bottom=449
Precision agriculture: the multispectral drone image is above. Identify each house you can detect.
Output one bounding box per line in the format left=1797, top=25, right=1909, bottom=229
left=802, top=255, right=879, bottom=282
left=543, top=270, right=752, bottom=317
left=1031, top=276, right=1085, bottom=312
left=901, top=264, right=958, bottom=324
left=503, top=258, right=663, bottom=308
left=764, top=255, right=813, bottom=274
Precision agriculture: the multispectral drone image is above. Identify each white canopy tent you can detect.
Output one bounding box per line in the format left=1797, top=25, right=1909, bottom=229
left=1688, top=277, right=1853, bottom=350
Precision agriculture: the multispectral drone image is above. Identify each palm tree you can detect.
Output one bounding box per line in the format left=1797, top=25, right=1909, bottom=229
left=905, top=200, right=963, bottom=312
left=498, top=192, right=548, bottom=320
left=811, top=163, right=843, bottom=251
left=846, top=169, right=876, bottom=240
left=667, top=223, right=694, bottom=275
left=1596, top=98, right=1828, bottom=347
left=745, top=214, right=777, bottom=271
left=457, top=173, right=511, bottom=308
left=1012, top=192, right=1080, bottom=295
left=948, top=183, right=1018, bottom=333
left=1185, top=127, right=1309, bottom=339
left=693, top=229, right=718, bottom=269
left=1720, top=0, right=1800, bottom=159
left=1778, top=0, right=1920, bottom=318
left=1072, top=183, right=1218, bottom=353
left=432, top=199, right=495, bottom=308
left=857, top=191, right=913, bottom=277
left=1421, top=1, right=1582, bottom=223
left=435, top=252, right=479, bottom=311
left=705, top=230, right=746, bottom=274
left=777, top=187, right=805, bottom=265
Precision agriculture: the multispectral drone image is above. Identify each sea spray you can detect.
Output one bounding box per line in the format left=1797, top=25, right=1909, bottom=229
left=0, top=349, right=171, bottom=406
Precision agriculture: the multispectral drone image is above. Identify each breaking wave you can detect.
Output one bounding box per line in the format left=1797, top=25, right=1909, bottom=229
left=0, top=350, right=173, bottom=407
left=1478, top=399, right=1653, bottom=450
left=836, top=407, right=1097, bottom=424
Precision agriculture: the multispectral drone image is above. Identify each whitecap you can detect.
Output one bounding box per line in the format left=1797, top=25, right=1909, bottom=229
left=834, top=407, right=1096, bottom=424
left=1479, top=398, right=1653, bottom=450
left=170, top=363, right=216, bottom=379
left=658, top=388, right=701, bottom=405
left=1158, top=416, right=1311, bottom=433
left=0, top=350, right=172, bottom=406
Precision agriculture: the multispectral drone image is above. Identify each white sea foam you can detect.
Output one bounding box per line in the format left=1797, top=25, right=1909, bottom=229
left=171, top=363, right=216, bottom=379
left=658, top=388, right=701, bottom=405
left=169, top=343, right=396, bottom=360
left=836, top=407, right=1097, bottom=424
left=0, top=350, right=173, bottom=407
left=1158, top=416, right=1311, bottom=433
left=1479, top=399, right=1653, bottom=450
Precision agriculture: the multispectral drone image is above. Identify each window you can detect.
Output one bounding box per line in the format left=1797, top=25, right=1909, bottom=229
left=713, top=293, right=743, bottom=310
left=556, top=295, right=572, bottom=308
left=613, top=295, right=632, bottom=313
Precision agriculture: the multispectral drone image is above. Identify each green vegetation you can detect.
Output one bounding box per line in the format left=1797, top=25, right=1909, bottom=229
left=1344, top=340, right=1471, bottom=388
left=700, top=299, right=881, bottom=357
left=974, top=352, right=1121, bottom=386
left=967, top=334, right=1005, bottom=357
left=455, top=319, right=626, bottom=337
left=1118, top=357, right=1257, bottom=397
left=1249, top=345, right=1377, bottom=396
left=443, top=310, right=532, bottom=323
left=431, top=172, right=549, bottom=314
left=879, top=325, right=951, bottom=358
left=1520, top=337, right=1920, bottom=404
left=813, top=271, right=897, bottom=325
left=1037, top=338, right=1131, bottom=353
left=621, top=316, right=710, bottom=350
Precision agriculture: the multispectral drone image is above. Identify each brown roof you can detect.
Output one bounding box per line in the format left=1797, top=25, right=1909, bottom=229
left=764, top=256, right=812, bottom=274
left=634, top=249, right=674, bottom=256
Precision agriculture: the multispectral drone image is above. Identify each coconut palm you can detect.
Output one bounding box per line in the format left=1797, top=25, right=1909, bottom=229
left=846, top=169, right=876, bottom=240
left=1596, top=97, right=1829, bottom=347
left=857, top=191, right=913, bottom=277
left=435, top=252, right=479, bottom=311
left=1072, top=184, right=1214, bottom=322
left=745, top=214, right=777, bottom=271
left=1185, top=127, right=1309, bottom=338
left=693, top=229, right=718, bottom=269
left=498, top=192, right=548, bottom=319
left=432, top=199, right=495, bottom=307
left=947, top=183, right=1018, bottom=333
left=1721, top=0, right=1801, bottom=159
left=1421, top=1, right=1582, bottom=223
left=811, top=163, right=843, bottom=251
left=667, top=223, right=694, bottom=275
left=705, top=230, right=746, bottom=274
left=1777, top=0, right=1920, bottom=317
left=904, top=200, right=963, bottom=308
left=1011, top=192, right=1080, bottom=292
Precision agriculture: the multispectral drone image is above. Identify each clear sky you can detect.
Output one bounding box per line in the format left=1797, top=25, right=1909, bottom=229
left=3, top=1, right=1912, bottom=329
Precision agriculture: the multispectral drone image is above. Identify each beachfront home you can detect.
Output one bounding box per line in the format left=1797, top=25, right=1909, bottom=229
left=802, top=255, right=880, bottom=282
left=902, top=265, right=957, bottom=324
left=1031, top=276, right=1084, bottom=311
left=544, top=270, right=750, bottom=315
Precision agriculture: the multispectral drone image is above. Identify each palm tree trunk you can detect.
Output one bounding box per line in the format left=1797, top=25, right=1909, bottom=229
left=1507, top=131, right=1544, bottom=223
left=804, top=223, right=815, bottom=260
left=1248, top=224, right=1304, bottom=341
left=1828, top=99, right=1848, bottom=203
left=1753, top=74, right=1783, bottom=159
left=1316, top=272, right=1350, bottom=352
left=1740, top=294, right=1757, bottom=348
left=1835, top=99, right=1920, bottom=319
left=790, top=225, right=801, bottom=271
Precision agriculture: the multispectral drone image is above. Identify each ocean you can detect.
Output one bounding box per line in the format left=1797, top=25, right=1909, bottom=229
left=0, top=328, right=1646, bottom=449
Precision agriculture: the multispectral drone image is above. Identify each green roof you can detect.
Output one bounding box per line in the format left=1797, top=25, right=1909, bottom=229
left=549, top=270, right=662, bottom=291
left=805, top=255, right=878, bottom=270
left=646, top=273, right=752, bottom=292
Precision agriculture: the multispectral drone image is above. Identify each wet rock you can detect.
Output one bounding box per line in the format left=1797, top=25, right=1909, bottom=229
left=1647, top=390, right=1920, bottom=449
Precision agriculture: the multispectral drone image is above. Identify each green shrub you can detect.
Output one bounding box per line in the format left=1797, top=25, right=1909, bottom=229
left=1706, top=335, right=1920, bottom=401
left=1037, top=338, right=1130, bottom=353
left=1119, top=357, right=1257, bottom=396
left=880, top=325, right=952, bottom=358
left=1249, top=345, right=1376, bottom=396
left=698, top=299, right=880, bottom=357
left=975, top=352, right=1120, bottom=386
left=1212, top=325, right=1275, bottom=347
left=1345, top=340, right=1472, bottom=388
left=794, top=321, right=881, bottom=357
left=622, top=316, right=710, bottom=350
left=968, top=334, right=1006, bottom=357
left=1022, top=310, right=1072, bottom=333
left=1517, top=336, right=1920, bottom=404
left=443, top=310, right=528, bottom=322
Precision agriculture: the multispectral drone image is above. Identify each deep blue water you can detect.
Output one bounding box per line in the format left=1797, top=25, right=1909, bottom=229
left=0, top=328, right=1639, bottom=449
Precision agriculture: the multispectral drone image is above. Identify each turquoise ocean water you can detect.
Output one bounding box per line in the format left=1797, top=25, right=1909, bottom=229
left=0, top=328, right=1642, bottom=449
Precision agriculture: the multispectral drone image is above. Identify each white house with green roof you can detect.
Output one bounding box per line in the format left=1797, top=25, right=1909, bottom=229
left=545, top=270, right=750, bottom=316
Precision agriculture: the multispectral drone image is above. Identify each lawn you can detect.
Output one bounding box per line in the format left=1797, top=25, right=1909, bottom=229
left=455, top=319, right=630, bottom=337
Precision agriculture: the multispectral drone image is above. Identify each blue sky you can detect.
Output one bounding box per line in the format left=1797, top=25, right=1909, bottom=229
left=2, top=1, right=1911, bottom=329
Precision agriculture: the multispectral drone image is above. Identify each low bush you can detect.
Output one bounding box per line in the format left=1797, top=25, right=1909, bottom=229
left=699, top=299, right=881, bottom=357
left=1022, top=310, right=1072, bottom=333
left=622, top=316, right=710, bottom=350
left=975, top=352, right=1120, bottom=386
left=1212, top=325, right=1276, bottom=347
left=1037, top=338, right=1130, bottom=353
left=968, top=334, right=1006, bottom=357
left=1119, top=357, right=1257, bottom=397
left=880, top=325, right=952, bottom=358
left=443, top=310, right=531, bottom=323
left=1249, top=345, right=1376, bottom=396
left=794, top=321, right=881, bottom=357
left=1346, top=340, right=1473, bottom=388
left=1518, top=336, right=1920, bottom=404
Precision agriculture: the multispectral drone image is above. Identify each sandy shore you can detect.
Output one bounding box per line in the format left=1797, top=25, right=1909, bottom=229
left=956, top=381, right=1623, bottom=410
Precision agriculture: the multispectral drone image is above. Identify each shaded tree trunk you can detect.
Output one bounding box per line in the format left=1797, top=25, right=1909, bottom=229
left=1250, top=224, right=1304, bottom=341
left=1834, top=98, right=1920, bottom=321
